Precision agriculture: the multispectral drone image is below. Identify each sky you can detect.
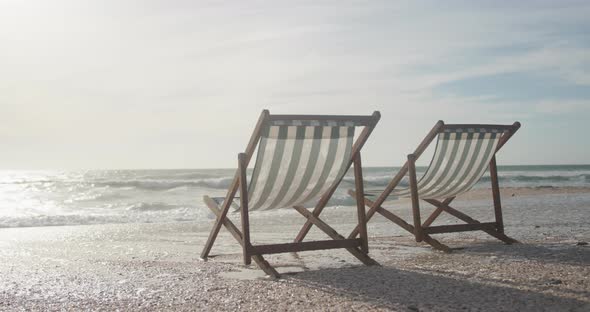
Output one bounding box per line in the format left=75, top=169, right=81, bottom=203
left=1, top=0, right=589, bottom=169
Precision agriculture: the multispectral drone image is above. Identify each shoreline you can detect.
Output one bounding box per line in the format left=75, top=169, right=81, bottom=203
left=1, top=187, right=589, bottom=310
left=1, top=186, right=590, bottom=231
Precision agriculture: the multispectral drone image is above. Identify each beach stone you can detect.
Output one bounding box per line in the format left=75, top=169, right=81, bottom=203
left=576, top=241, right=588, bottom=246
left=546, top=279, right=563, bottom=285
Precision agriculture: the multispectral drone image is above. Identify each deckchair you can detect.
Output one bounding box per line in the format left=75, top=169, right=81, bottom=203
left=200, top=110, right=381, bottom=278
left=345, top=120, right=521, bottom=252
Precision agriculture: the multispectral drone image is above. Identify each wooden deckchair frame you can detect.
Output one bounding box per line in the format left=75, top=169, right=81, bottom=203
left=344, top=120, right=521, bottom=252
left=200, top=110, right=381, bottom=278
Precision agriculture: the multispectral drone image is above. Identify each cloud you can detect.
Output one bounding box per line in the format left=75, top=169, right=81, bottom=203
left=535, top=100, right=590, bottom=114
left=0, top=0, right=589, bottom=168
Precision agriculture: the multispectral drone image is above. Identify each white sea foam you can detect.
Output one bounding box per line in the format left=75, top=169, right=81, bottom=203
left=0, top=166, right=588, bottom=228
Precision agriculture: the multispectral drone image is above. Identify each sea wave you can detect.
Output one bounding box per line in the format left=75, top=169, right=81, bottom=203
left=0, top=214, right=125, bottom=228
left=1, top=177, right=234, bottom=192
left=63, top=192, right=127, bottom=203
left=342, top=176, right=409, bottom=188
left=0, top=179, right=57, bottom=185
left=96, top=178, right=233, bottom=191
left=0, top=207, right=208, bottom=228
left=1, top=167, right=589, bottom=229
left=126, top=202, right=185, bottom=211
left=480, top=174, right=590, bottom=184
left=133, top=171, right=231, bottom=181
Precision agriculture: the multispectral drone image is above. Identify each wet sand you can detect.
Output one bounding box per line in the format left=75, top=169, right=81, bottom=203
left=1, top=187, right=589, bottom=311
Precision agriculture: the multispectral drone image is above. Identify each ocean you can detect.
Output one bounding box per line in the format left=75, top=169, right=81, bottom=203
left=0, top=165, right=589, bottom=228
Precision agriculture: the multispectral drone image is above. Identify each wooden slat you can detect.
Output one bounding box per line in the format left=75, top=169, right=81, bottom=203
left=423, top=222, right=498, bottom=234
left=252, top=239, right=363, bottom=255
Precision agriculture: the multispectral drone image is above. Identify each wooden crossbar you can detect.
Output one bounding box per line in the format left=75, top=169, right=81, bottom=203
left=252, top=239, right=362, bottom=255
left=423, top=222, right=498, bottom=234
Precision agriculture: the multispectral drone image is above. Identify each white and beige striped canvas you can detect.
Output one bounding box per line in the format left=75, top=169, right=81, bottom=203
left=247, top=120, right=357, bottom=211
left=387, top=128, right=505, bottom=200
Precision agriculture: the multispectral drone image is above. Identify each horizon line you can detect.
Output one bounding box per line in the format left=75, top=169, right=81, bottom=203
left=1, top=163, right=589, bottom=171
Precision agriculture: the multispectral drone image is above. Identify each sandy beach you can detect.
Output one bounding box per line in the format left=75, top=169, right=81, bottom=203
left=3, top=0, right=590, bottom=310
left=1, top=187, right=589, bottom=311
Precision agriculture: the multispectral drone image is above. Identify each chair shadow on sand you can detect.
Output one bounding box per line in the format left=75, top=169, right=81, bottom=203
left=460, top=241, right=590, bottom=267
left=289, top=264, right=589, bottom=311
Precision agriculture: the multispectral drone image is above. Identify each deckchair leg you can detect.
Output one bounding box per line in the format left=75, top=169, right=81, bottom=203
left=422, top=207, right=443, bottom=228
left=238, top=154, right=252, bottom=265
left=201, top=198, right=234, bottom=260
left=203, top=196, right=281, bottom=278
left=489, top=156, right=504, bottom=234
left=203, top=196, right=243, bottom=244
left=408, top=154, right=424, bottom=242
left=353, top=154, right=369, bottom=254
left=251, top=255, right=280, bottom=279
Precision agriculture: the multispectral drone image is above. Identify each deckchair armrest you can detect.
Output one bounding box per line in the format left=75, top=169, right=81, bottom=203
left=267, top=112, right=380, bottom=127
left=442, top=122, right=520, bottom=132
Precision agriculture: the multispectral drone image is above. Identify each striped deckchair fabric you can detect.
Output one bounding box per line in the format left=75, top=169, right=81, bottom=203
left=201, top=110, right=381, bottom=278
left=349, top=120, right=521, bottom=253
left=388, top=127, right=506, bottom=200
left=248, top=120, right=357, bottom=211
